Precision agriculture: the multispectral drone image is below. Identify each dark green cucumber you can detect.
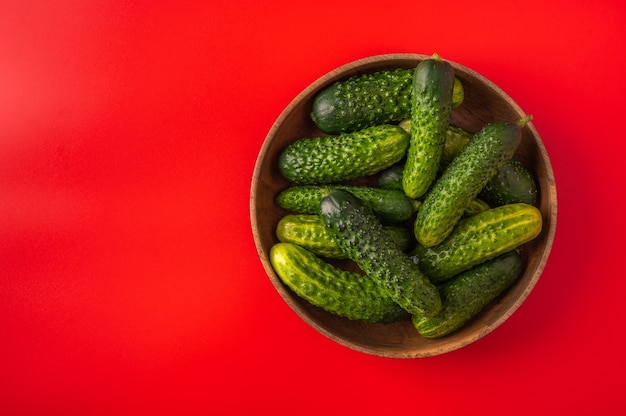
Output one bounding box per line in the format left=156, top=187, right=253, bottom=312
left=415, top=118, right=529, bottom=247
left=276, top=185, right=418, bottom=223
left=320, top=189, right=441, bottom=317
left=412, top=250, right=523, bottom=338
left=278, top=124, right=409, bottom=185
left=403, top=57, right=455, bottom=199
left=479, top=158, right=538, bottom=205
left=411, top=203, right=542, bottom=283
left=311, top=68, right=464, bottom=134
left=276, top=214, right=412, bottom=259
left=376, top=161, right=405, bottom=191
left=270, top=242, right=409, bottom=323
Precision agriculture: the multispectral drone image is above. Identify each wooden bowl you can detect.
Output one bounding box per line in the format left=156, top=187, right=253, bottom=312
left=250, top=53, right=557, bottom=358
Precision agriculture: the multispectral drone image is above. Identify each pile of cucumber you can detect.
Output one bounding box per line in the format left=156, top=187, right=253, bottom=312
left=269, top=55, right=542, bottom=338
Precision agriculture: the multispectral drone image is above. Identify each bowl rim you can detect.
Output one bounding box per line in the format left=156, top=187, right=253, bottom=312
left=250, top=53, right=557, bottom=358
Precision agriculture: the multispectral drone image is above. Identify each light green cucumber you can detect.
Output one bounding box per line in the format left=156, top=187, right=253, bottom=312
left=270, top=242, right=409, bottom=323
left=276, top=214, right=412, bottom=259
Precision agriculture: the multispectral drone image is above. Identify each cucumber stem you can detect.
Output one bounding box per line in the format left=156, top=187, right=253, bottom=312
left=517, top=115, right=533, bottom=127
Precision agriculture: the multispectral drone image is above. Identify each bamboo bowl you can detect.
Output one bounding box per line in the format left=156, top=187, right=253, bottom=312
left=250, top=53, right=557, bottom=358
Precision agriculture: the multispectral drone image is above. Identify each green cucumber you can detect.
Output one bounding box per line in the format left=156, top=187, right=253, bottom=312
left=400, top=120, right=538, bottom=203
left=442, top=124, right=473, bottom=165
left=375, top=163, right=487, bottom=217
left=411, top=203, right=542, bottom=283
left=403, top=56, right=456, bottom=199
left=398, top=120, right=471, bottom=166
left=278, top=124, right=409, bottom=185
left=276, top=214, right=412, bottom=259
left=479, top=158, right=538, bottom=206
left=412, top=250, right=523, bottom=338
left=320, top=189, right=441, bottom=317
left=270, top=242, right=409, bottom=323
left=311, top=68, right=464, bottom=134
left=276, top=185, right=418, bottom=223
left=376, top=161, right=405, bottom=191
left=464, top=198, right=490, bottom=217
left=415, top=117, right=529, bottom=247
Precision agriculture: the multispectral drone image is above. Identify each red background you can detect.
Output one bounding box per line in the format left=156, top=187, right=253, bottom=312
left=1, top=1, right=625, bottom=414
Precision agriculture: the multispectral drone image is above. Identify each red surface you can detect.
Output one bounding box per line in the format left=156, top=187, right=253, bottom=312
left=1, top=1, right=625, bottom=414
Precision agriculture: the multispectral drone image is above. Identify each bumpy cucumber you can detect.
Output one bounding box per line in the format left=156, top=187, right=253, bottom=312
left=270, top=242, right=409, bottom=323
left=276, top=185, right=418, bottom=223
left=278, top=124, right=409, bottom=185
left=415, top=118, right=528, bottom=247
left=276, top=214, right=412, bottom=259
left=403, top=57, right=455, bottom=199
left=412, top=250, right=523, bottom=338
left=400, top=119, right=538, bottom=203
left=479, top=158, right=538, bottom=205
left=399, top=120, right=470, bottom=167
left=411, top=203, right=542, bottom=283
left=320, top=189, right=441, bottom=317
left=311, top=68, right=464, bottom=134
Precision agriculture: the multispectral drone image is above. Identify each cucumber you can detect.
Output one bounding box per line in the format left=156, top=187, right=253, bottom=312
left=278, top=124, right=409, bottom=185
left=376, top=161, right=405, bottom=191
left=375, top=163, right=487, bottom=217
left=400, top=119, right=538, bottom=202
left=399, top=120, right=471, bottom=166
left=311, top=68, right=464, bottom=134
left=411, top=203, right=542, bottom=283
left=464, top=198, right=490, bottom=217
left=414, top=117, right=529, bottom=247
left=442, top=124, right=473, bottom=165
left=276, top=185, right=418, bottom=223
left=479, top=158, right=538, bottom=205
left=403, top=56, right=456, bottom=199
left=412, top=250, right=523, bottom=338
left=270, top=242, right=409, bottom=323
left=451, top=77, right=464, bottom=112
left=276, top=214, right=412, bottom=259
left=320, top=189, right=441, bottom=317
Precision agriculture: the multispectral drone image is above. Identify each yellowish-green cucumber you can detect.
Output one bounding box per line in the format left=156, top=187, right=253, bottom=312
left=270, top=242, right=409, bottom=323
left=276, top=214, right=412, bottom=259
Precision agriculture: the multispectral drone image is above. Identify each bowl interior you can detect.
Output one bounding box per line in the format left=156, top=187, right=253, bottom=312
left=250, top=53, right=557, bottom=358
